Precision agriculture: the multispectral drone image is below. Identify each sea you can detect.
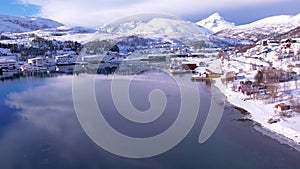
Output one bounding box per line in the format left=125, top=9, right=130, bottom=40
left=0, top=62, right=300, bottom=169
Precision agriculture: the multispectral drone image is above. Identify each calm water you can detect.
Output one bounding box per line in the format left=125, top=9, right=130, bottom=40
left=0, top=72, right=300, bottom=169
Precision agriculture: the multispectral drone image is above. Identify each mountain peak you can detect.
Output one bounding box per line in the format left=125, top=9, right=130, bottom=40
left=207, top=12, right=222, bottom=21
left=196, top=12, right=235, bottom=33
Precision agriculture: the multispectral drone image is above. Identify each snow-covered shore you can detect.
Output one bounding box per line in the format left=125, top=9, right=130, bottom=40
left=214, top=66, right=300, bottom=149
left=225, top=87, right=300, bottom=144
left=212, top=44, right=300, bottom=149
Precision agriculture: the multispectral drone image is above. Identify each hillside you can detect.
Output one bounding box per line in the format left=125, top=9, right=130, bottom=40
left=91, top=14, right=214, bottom=50
left=215, top=13, right=300, bottom=42
left=97, top=14, right=212, bottom=40
left=273, top=26, right=300, bottom=40
left=0, top=14, right=63, bottom=33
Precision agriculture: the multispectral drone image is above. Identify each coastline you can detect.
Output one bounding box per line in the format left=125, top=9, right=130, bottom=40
left=212, top=77, right=300, bottom=152
left=224, top=88, right=300, bottom=151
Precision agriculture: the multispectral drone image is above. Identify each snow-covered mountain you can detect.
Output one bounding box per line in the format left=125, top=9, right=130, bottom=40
left=196, top=13, right=235, bottom=33
left=97, top=13, right=212, bottom=41
left=0, top=14, right=63, bottom=33
left=215, top=13, right=300, bottom=42
left=32, top=26, right=97, bottom=43
left=0, top=25, right=97, bottom=45
left=273, top=26, right=300, bottom=40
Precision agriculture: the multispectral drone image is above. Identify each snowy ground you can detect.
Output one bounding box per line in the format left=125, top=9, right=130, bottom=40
left=219, top=55, right=300, bottom=146
left=225, top=88, right=300, bottom=144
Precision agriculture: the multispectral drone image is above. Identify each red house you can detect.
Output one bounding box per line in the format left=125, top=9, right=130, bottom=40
left=274, top=103, right=291, bottom=112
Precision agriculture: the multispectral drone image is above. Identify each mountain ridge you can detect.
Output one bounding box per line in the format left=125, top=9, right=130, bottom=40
left=0, top=14, right=63, bottom=33
left=214, top=13, right=300, bottom=42
left=95, top=14, right=214, bottom=48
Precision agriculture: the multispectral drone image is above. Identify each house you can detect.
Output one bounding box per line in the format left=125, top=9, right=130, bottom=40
left=238, top=80, right=254, bottom=96
left=258, top=39, right=280, bottom=47
left=27, top=57, right=44, bottom=67
left=274, top=103, right=291, bottom=112
left=0, top=57, right=16, bottom=70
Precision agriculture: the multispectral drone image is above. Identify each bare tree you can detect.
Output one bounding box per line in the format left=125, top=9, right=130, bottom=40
left=265, top=83, right=280, bottom=104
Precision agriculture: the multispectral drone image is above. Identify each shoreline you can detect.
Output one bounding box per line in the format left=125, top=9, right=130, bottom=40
left=212, top=78, right=300, bottom=152
left=226, top=92, right=300, bottom=152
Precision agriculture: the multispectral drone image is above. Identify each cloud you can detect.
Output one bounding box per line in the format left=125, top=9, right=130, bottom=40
left=5, top=76, right=75, bottom=133
left=17, top=0, right=285, bottom=27
left=0, top=76, right=111, bottom=168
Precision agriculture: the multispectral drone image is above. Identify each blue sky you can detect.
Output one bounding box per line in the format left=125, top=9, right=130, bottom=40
left=1, top=0, right=300, bottom=27
left=0, top=0, right=40, bottom=17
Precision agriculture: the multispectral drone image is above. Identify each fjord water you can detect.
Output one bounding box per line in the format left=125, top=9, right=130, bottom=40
left=0, top=73, right=300, bottom=169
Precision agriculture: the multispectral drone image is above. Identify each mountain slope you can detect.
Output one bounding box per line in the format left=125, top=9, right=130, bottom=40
left=196, top=13, right=235, bottom=33
left=273, top=26, right=300, bottom=40
left=91, top=14, right=214, bottom=49
left=0, top=14, right=63, bottom=33
left=215, top=13, right=300, bottom=42
left=98, top=13, right=212, bottom=39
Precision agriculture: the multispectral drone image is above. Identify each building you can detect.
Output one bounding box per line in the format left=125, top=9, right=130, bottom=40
left=0, top=57, right=16, bottom=70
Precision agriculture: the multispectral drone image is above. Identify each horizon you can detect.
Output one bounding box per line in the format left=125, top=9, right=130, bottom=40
left=0, top=0, right=299, bottom=27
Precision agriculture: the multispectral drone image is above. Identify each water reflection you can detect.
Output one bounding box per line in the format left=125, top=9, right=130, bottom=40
left=1, top=74, right=300, bottom=169
left=2, top=76, right=100, bottom=169
left=1, top=74, right=187, bottom=169
left=6, top=76, right=74, bottom=133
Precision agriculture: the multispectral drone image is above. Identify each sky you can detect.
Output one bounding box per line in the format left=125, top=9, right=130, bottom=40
left=0, top=0, right=299, bottom=27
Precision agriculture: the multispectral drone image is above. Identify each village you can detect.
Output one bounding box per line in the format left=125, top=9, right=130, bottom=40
left=217, top=37, right=300, bottom=144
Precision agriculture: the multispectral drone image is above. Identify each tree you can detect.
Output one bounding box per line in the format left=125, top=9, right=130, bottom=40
left=254, top=70, right=264, bottom=84
left=265, top=83, right=280, bottom=104
left=110, top=44, right=119, bottom=53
